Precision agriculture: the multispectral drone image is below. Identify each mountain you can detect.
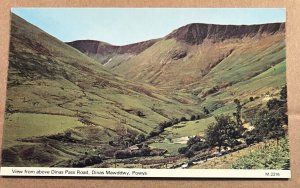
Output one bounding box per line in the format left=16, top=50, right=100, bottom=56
left=66, top=39, right=158, bottom=66
left=67, top=23, right=285, bottom=92
left=67, top=22, right=286, bottom=131
left=67, top=39, right=158, bottom=55
left=2, top=14, right=201, bottom=167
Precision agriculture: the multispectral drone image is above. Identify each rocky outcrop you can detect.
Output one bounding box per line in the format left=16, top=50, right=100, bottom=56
left=166, top=23, right=285, bottom=45
left=170, top=49, right=187, bottom=60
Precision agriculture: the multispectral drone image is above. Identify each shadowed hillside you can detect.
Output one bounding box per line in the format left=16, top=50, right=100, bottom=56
left=2, top=14, right=201, bottom=167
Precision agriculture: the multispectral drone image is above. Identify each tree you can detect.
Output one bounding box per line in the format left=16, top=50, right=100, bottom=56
left=244, top=129, right=261, bottom=145
left=180, top=117, right=188, bottom=122
left=64, top=131, right=72, bottom=139
left=115, top=121, right=128, bottom=146
left=233, top=99, right=242, bottom=126
left=171, top=118, right=180, bottom=125
left=184, top=150, right=194, bottom=158
left=252, top=109, right=286, bottom=143
left=203, top=107, right=210, bottom=115
left=189, top=142, right=208, bottom=152
left=190, top=115, right=196, bottom=121
left=205, top=115, right=242, bottom=152
left=267, top=98, right=282, bottom=111
left=178, top=146, right=188, bottom=154
left=115, top=150, right=132, bottom=159
left=141, top=145, right=151, bottom=156
left=280, top=85, right=287, bottom=102
left=187, top=136, right=200, bottom=147
left=249, top=85, right=288, bottom=146
left=135, top=134, right=146, bottom=144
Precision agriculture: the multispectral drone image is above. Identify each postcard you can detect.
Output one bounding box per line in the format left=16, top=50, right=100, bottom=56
left=0, top=8, right=290, bottom=178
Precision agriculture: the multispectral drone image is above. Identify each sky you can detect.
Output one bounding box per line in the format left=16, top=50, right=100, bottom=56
left=12, top=8, right=286, bottom=46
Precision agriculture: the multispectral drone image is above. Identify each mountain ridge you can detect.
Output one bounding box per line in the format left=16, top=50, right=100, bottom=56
left=66, top=39, right=158, bottom=55
left=67, top=22, right=285, bottom=55
left=166, top=22, right=285, bottom=45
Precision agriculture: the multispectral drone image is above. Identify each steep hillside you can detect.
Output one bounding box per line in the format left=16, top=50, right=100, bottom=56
left=67, top=22, right=286, bottom=141
left=2, top=14, right=201, bottom=167
left=68, top=23, right=285, bottom=90
left=166, top=23, right=284, bottom=45
left=68, top=23, right=286, bottom=111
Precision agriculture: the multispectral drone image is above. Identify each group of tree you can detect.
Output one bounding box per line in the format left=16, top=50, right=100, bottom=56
left=178, top=136, right=209, bottom=158
left=115, top=144, right=151, bottom=159
left=178, top=85, right=288, bottom=157
left=109, top=132, right=146, bottom=148
left=203, top=98, right=245, bottom=153
left=70, top=155, right=102, bottom=167
left=205, top=115, right=243, bottom=152
left=245, top=85, right=288, bottom=145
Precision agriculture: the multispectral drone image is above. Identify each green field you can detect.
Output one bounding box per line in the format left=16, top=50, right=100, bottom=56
left=164, top=117, right=215, bottom=138
left=3, top=113, right=85, bottom=147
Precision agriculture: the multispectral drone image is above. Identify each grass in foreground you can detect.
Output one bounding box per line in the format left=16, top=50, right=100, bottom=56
left=232, top=137, right=289, bottom=169
left=190, top=138, right=289, bottom=169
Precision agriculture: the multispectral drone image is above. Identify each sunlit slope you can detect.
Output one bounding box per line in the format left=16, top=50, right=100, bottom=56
left=101, top=24, right=286, bottom=140
left=110, top=33, right=285, bottom=89
left=107, top=26, right=286, bottom=113
left=67, top=23, right=286, bottom=105
left=4, top=14, right=201, bottom=149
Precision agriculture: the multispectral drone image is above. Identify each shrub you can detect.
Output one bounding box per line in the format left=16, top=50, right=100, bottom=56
left=180, top=117, right=188, bottom=122
left=190, top=115, right=196, bottom=121
left=135, top=134, right=146, bottom=144
left=171, top=118, right=180, bottom=125
left=141, top=147, right=151, bottom=156
left=70, top=155, right=102, bottom=167
left=203, top=107, right=209, bottom=115
left=136, top=111, right=145, bottom=117
left=115, top=150, right=132, bottom=159
left=189, top=142, right=209, bottom=152
left=184, top=150, right=194, bottom=158
left=280, top=85, right=287, bottom=102
left=64, top=131, right=72, bottom=138
left=244, top=131, right=260, bottom=145
left=178, top=146, right=188, bottom=154
left=187, top=136, right=201, bottom=147
left=267, top=98, right=283, bottom=111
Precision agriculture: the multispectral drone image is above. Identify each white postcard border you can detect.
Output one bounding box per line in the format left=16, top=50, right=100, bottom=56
left=0, top=167, right=291, bottom=178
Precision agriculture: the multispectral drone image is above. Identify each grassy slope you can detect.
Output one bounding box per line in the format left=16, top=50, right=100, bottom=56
left=2, top=14, right=202, bottom=166
left=106, top=33, right=286, bottom=137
